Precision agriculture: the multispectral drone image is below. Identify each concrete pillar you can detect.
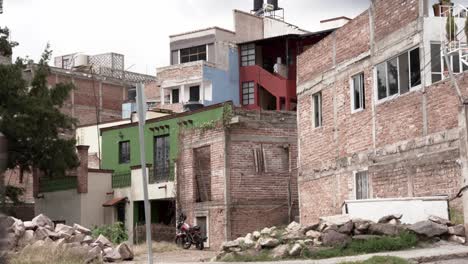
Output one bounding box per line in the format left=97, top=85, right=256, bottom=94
left=160, top=86, right=165, bottom=105
left=76, top=145, right=89, bottom=194
left=458, top=103, right=468, bottom=237
left=180, top=85, right=186, bottom=104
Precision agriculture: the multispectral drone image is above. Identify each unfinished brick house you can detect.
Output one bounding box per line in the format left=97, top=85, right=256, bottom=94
left=177, top=108, right=298, bottom=249
left=297, top=0, right=468, bottom=224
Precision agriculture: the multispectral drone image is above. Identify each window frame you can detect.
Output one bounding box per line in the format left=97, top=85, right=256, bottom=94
left=350, top=72, right=365, bottom=113
left=189, top=85, right=200, bottom=102
left=242, top=81, right=255, bottom=105
left=118, top=141, right=131, bottom=164
left=374, top=47, right=422, bottom=104
left=312, top=91, right=322, bottom=128
left=354, top=170, right=369, bottom=200
left=430, top=42, right=468, bottom=84
left=241, top=43, right=256, bottom=67
left=180, top=45, right=207, bottom=64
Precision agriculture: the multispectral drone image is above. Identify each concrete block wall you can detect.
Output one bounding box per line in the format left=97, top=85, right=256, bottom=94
left=296, top=0, right=467, bottom=224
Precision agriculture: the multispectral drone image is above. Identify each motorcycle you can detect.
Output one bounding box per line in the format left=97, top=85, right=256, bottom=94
left=175, top=212, right=207, bottom=250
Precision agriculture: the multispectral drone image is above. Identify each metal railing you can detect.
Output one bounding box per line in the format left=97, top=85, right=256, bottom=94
left=112, top=171, right=131, bottom=188
left=39, top=177, right=77, bottom=193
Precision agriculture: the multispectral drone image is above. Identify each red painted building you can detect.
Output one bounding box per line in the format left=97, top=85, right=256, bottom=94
left=238, top=31, right=333, bottom=111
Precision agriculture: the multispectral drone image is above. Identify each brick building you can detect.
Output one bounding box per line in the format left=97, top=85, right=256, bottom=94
left=177, top=108, right=298, bottom=249
left=297, top=0, right=468, bottom=224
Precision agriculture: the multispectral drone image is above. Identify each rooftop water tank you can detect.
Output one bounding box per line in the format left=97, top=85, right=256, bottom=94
left=254, top=0, right=264, bottom=12
left=267, top=0, right=279, bottom=10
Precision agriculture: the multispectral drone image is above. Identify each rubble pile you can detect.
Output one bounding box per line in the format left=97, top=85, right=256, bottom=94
left=216, top=214, right=466, bottom=260
left=0, top=214, right=134, bottom=263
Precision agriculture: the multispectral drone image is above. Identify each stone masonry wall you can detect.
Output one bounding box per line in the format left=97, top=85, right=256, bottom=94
left=297, top=0, right=466, bottom=224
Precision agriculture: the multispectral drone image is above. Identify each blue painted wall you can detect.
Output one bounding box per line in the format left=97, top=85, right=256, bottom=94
left=203, top=47, right=240, bottom=106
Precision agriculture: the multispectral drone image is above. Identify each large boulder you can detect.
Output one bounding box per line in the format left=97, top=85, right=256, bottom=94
left=352, top=235, right=382, bottom=241
left=0, top=216, right=16, bottom=230
left=94, top=234, right=112, bottom=249
left=270, top=244, right=289, bottom=259
left=288, top=243, right=303, bottom=257
left=55, top=224, right=75, bottom=237
left=23, top=221, right=37, bottom=231
left=252, top=231, right=261, bottom=240
left=428, top=215, right=452, bottom=226
left=73, top=223, right=92, bottom=235
left=12, top=219, right=25, bottom=238
left=338, top=221, right=354, bottom=234
left=306, top=230, right=321, bottom=239
left=321, top=230, right=351, bottom=247
left=222, top=240, right=240, bottom=250
left=103, top=248, right=122, bottom=262
left=320, top=215, right=352, bottom=226
left=409, top=220, right=448, bottom=237
left=116, top=242, right=134, bottom=261
left=258, top=237, right=280, bottom=248
left=286, top=222, right=302, bottom=233
left=378, top=214, right=402, bottom=224
left=18, top=230, right=35, bottom=247
left=448, top=225, right=465, bottom=237
left=448, top=235, right=466, bottom=244
left=34, top=227, right=49, bottom=241
left=368, top=223, right=403, bottom=236
left=32, top=214, right=54, bottom=230
left=86, top=246, right=103, bottom=263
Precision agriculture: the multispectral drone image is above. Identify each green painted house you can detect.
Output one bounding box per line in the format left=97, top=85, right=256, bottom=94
left=99, top=102, right=232, bottom=241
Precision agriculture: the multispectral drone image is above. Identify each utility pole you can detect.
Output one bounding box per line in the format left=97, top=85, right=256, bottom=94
left=136, top=83, right=153, bottom=264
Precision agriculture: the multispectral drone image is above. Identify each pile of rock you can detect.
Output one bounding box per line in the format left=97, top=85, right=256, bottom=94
left=216, top=214, right=466, bottom=260
left=0, top=214, right=134, bottom=263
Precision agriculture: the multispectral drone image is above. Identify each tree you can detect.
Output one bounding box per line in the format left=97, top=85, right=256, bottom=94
left=0, top=30, right=79, bottom=179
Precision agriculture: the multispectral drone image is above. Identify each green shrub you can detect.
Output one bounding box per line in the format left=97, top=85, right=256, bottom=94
left=92, top=222, right=128, bottom=244
left=311, top=232, right=418, bottom=259
left=341, top=256, right=410, bottom=264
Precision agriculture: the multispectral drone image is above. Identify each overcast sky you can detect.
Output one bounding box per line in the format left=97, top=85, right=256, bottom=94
left=2, top=0, right=370, bottom=74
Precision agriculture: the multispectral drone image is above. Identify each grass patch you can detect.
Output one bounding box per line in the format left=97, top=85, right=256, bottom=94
left=9, top=245, right=102, bottom=264
left=306, top=232, right=418, bottom=260
left=220, top=250, right=274, bottom=262
left=132, top=241, right=180, bottom=256
left=340, top=256, right=410, bottom=264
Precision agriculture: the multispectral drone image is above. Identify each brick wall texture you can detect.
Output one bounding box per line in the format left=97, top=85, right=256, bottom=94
left=47, top=71, right=127, bottom=126
left=297, top=0, right=467, bottom=224
left=177, top=109, right=298, bottom=249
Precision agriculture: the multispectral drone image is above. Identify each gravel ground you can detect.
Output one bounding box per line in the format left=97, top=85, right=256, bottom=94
left=130, top=248, right=217, bottom=263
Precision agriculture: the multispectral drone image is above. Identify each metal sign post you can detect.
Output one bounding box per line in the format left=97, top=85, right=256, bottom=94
left=136, top=83, right=153, bottom=264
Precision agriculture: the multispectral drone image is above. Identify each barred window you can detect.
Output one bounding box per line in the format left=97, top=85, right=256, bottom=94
left=118, top=141, right=130, bottom=164
left=242, top=82, right=255, bottom=105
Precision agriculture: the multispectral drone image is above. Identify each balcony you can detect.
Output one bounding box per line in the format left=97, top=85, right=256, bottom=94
left=112, top=171, right=131, bottom=189
left=240, top=65, right=296, bottom=111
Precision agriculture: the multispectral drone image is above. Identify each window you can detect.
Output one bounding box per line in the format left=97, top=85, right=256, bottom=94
left=189, top=86, right=200, bottom=102
left=153, top=135, right=170, bottom=182
left=312, top=92, right=322, bottom=128
left=351, top=73, right=365, bottom=111
left=431, top=43, right=468, bottom=83
left=194, top=146, right=211, bottom=202
left=241, top=43, right=255, bottom=66
left=376, top=48, right=421, bottom=101
left=118, top=141, right=130, bottom=164
left=180, top=45, right=206, bottom=63
left=355, top=171, right=369, bottom=200
left=253, top=148, right=265, bottom=174
left=242, top=82, right=255, bottom=105
left=127, top=87, right=136, bottom=101
left=172, top=89, right=179, bottom=104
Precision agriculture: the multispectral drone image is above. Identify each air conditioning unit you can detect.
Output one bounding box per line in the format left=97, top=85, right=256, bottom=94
left=74, top=54, right=89, bottom=67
